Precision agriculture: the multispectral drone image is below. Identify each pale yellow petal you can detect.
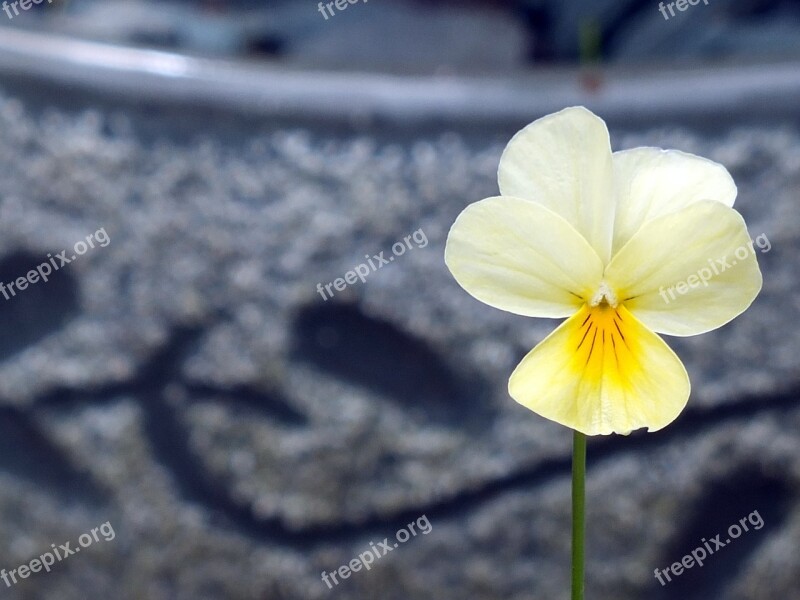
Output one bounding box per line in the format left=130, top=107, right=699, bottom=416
left=612, top=148, right=737, bottom=254
left=508, top=304, right=690, bottom=436
left=605, top=201, right=762, bottom=337
left=445, top=196, right=604, bottom=318
left=497, top=106, right=615, bottom=263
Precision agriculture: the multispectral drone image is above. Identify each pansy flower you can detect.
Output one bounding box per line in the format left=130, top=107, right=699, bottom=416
left=445, top=107, right=762, bottom=435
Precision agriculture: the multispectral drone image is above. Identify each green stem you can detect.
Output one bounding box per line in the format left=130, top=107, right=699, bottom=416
left=572, top=430, right=586, bottom=600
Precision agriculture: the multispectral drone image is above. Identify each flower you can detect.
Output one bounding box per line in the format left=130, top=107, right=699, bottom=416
left=444, top=107, right=762, bottom=435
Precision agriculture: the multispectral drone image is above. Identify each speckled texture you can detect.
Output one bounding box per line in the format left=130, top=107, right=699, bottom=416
left=0, top=83, right=797, bottom=600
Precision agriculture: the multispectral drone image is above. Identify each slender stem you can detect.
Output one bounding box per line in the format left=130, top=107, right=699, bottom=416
left=572, top=430, right=586, bottom=600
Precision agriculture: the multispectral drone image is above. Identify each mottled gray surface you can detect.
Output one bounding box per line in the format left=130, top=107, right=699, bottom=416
left=0, top=81, right=797, bottom=600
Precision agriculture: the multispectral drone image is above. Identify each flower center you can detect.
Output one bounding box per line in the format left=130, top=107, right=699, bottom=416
left=588, top=281, right=618, bottom=308
left=566, top=303, right=639, bottom=402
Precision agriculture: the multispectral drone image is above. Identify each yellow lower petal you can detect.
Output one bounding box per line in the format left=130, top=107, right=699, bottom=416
left=508, top=303, right=690, bottom=435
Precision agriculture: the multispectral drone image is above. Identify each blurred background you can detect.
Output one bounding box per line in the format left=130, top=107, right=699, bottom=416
left=0, top=0, right=798, bottom=598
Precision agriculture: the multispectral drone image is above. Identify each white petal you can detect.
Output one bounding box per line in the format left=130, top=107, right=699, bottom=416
left=605, top=201, right=763, bottom=337
left=612, top=148, right=737, bottom=254
left=498, top=106, right=615, bottom=263
left=509, top=304, right=690, bottom=436
left=445, top=196, right=604, bottom=318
